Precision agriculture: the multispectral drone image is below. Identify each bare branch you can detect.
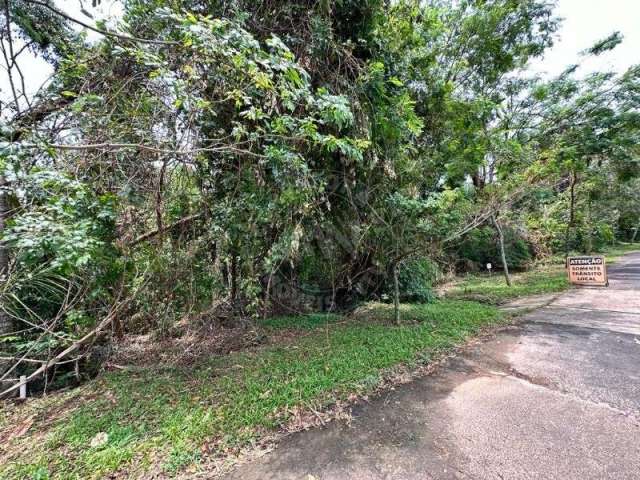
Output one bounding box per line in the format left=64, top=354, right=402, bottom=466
left=21, top=142, right=267, bottom=158
left=0, top=286, right=137, bottom=399
left=23, top=0, right=177, bottom=46
left=128, top=213, right=203, bottom=247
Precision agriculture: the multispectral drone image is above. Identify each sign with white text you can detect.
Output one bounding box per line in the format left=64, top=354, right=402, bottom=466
left=567, top=256, right=608, bottom=286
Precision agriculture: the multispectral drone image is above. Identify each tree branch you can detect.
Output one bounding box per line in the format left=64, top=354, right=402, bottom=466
left=23, top=0, right=177, bottom=46
left=21, top=142, right=266, bottom=158
left=0, top=305, right=119, bottom=398
left=128, top=213, right=203, bottom=247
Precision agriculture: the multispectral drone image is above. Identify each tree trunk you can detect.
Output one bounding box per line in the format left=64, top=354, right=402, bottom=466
left=154, top=159, right=167, bottom=244
left=492, top=213, right=512, bottom=287
left=564, top=171, right=577, bottom=260
left=632, top=225, right=639, bottom=243
left=263, top=272, right=273, bottom=320
left=392, top=261, right=401, bottom=325
left=230, top=252, right=238, bottom=306
left=0, top=174, right=11, bottom=337
left=0, top=174, right=11, bottom=377
left=584, top=196, right=592, bottom=254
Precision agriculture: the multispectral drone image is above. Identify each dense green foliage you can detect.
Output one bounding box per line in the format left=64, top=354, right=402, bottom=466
left=386, top=258, right=438, bottom=303
left=456, top=225, right=534, bottom=271
left=0, top=1, right=638, bottom=477
left=0, top=0, right=638, bottom=395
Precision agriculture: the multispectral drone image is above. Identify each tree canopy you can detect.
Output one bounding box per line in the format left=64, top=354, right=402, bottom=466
left=0, top=0, right=638, bottom=395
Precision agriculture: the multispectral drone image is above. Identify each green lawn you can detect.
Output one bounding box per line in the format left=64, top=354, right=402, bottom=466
left=1, top=300, right=503, bottom=480
left=444, top=242, right=638, bottom=305
left=444, top=264, right=569, bottom=304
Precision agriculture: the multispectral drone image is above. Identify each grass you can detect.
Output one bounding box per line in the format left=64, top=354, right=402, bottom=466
left=444, top=242, right=638, bottom=305
left=1, top=300, right=504, bottom=480
left=260, top=312, right=342, bottom=330
left=5, top=243, right=636, bottom=479
left=444, top=264, right=569, bottom=304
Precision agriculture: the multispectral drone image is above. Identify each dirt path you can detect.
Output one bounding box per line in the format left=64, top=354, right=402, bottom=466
left=222, top=252, right=640, bottom=480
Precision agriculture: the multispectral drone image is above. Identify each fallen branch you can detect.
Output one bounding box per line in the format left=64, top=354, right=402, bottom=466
left=20, top=142, right=265, bottom=158
left=0, top=355, right=85, bottom=366
left=8, top=97, right=73, bottom=142
left=0, top=301, right=127, bottom=399
left=0, top=356, right=45, bottom=364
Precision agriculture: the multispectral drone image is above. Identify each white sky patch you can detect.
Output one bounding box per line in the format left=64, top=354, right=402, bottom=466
left=2, top=0, right=639, bottom=107
left=527, top=0, right=640, bottom=77
left=1, top=0, right=122, bottom=105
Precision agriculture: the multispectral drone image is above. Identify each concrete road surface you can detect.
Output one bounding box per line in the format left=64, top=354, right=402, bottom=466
left=223, top=252, right=640, bottom=480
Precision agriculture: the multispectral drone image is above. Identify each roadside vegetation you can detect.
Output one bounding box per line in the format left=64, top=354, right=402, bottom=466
left=4, top=242, right=637, bottom=479
left=0, top=0, right=639, bottom=478
left=1, top=300, right=503, bottom=479
left=445, top=242, right=638, bottom=304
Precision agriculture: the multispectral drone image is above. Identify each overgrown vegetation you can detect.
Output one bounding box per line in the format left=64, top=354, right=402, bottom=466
left=0, top=300, right=502, bottom=479
left=445, top=243, right=638, bottom=304
left=0, top=0, right=638, bottom=477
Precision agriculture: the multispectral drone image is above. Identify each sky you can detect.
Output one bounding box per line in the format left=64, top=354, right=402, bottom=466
left=527, top=0, right=640, bottom=77
left=1, top=0, right=639, bottom=107
left=0, top=0, right=123, bottom=105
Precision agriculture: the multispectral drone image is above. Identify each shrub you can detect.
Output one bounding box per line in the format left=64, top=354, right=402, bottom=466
left=388, top=257, right=437, bottom=304
left=456, top=225, right=533, bottom=271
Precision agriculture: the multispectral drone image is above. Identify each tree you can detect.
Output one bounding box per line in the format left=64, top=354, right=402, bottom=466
left=0, top=172, right=9, bottom=338
left=1, top=0, right=637, bottom=390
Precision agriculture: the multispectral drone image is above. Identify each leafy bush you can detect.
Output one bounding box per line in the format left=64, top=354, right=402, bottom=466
left=1, top=167, right=119, bottom=379
left=577, top=222, right=616, bottom=252
left=386, top=258, right=437, bottom=304
left=457, top=227, right=495, bottom=269
left=456, top=226, right=533, bottom=271
left=503, top=230, right=534, bottom=270
left=618, top=211, right=639, bottom=241
left=4, top=170, right=117, bottom=275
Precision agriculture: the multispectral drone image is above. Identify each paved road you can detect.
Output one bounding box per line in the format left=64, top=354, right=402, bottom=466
left=224, top=252, right=640, bottom=480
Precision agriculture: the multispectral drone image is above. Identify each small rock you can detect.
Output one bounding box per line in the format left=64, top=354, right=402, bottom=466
left=90, top=432, right=109, bottom=448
